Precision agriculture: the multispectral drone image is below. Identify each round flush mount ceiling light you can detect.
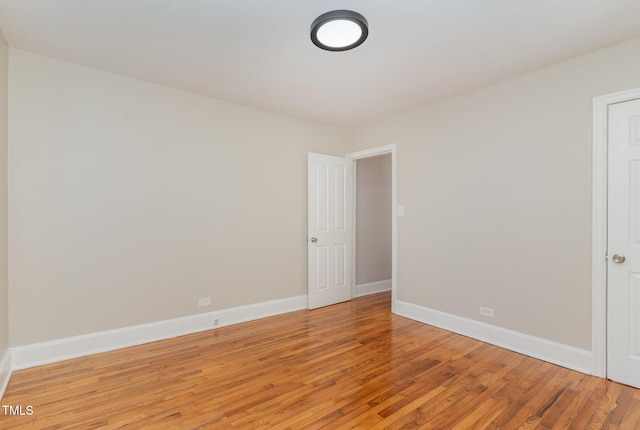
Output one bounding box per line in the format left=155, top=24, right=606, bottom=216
left=310, top=10, right=368, bottom=51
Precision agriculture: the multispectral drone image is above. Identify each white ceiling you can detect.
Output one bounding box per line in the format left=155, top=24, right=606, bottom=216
left=1, top=1, right=640, bottom=127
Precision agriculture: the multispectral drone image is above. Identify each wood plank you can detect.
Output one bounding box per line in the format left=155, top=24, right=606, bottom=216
left=1, top=292, right=638, bottom=429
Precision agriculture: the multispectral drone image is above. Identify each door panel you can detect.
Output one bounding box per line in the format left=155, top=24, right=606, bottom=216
left=308, top=153, right=353, bottom=309
left=608, top=98, right=640, bottom=388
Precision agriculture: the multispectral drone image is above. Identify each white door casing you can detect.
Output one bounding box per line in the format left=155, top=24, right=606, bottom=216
left=607, top=98, right=640, bottom=389
left=308, top=153, right=353, bottom=309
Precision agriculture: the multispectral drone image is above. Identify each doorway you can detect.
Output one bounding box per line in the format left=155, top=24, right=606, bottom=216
left=347, top=144, right=397, bottom=310
left=593, top=88, right=640, bottom=388
left=354, top=154, right=392, bottom=298
left=307, top=144, right=397, bottom=310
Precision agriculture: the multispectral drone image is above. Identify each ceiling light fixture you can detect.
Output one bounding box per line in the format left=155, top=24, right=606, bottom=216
left=310, top=10, right=368, bottom=51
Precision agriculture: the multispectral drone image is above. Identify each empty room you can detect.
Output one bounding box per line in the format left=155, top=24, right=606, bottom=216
left=1, top=1, right=640, bottom=428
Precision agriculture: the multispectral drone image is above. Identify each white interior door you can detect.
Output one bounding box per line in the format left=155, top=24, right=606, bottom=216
left=608, top=98, right=640, bottom=389
left=308, top=153, right=353, bottom=309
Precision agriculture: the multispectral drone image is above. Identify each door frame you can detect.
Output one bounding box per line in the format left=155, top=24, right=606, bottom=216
left=346, top=144, right=397, bottom=312
left=592, top=86, right=640, bottom=378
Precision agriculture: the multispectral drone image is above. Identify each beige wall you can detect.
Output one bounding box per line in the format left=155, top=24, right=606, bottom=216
left=8, top=49, right=349, bottom=346
left=350, top=35, right=640, bottom=351
left=0, top=31, right=7, bottom=356
left=356, top=154, right=391, bottom=285
left=8, top=33, right=640, bottom=352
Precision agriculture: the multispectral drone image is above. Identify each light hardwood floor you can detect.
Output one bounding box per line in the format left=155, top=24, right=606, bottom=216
left=1, top=292, right=639, bottom=429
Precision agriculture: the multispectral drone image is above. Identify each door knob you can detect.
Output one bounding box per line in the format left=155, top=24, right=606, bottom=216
left=612, top=254, right=626, bottom=264
left=310, top=237, right=318, bottom=243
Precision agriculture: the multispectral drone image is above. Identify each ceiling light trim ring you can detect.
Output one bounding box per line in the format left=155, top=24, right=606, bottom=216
left=310, top=10, right=369, bottom=52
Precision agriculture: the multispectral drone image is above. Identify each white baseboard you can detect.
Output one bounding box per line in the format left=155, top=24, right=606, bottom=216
left=0, top=349, right=11, bottom=400
left=356, top=279, right=392, bottom=297
left=395, top=300, right=594, bottom=375
left=7, top=295, right=594, bottom=384
left=11, top=295, right=308, bottom=371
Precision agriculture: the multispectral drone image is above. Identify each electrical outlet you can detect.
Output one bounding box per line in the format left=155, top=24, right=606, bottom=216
left=480, top=306, right=494, bottom=318
left=198, top=297, right=211, bottom=307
